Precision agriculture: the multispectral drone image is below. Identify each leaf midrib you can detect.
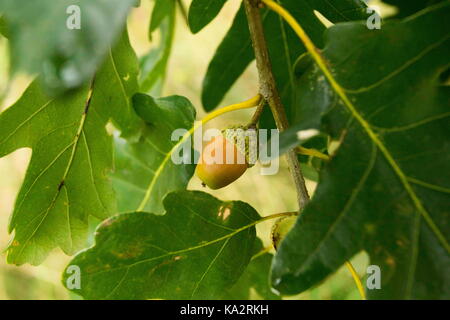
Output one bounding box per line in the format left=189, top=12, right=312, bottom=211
left=295, top=142, right=378, bottom=277
left=83, top=214, right=271, bottom=277
left=12, top=86, right=94, bottom=261
left=334, top=66, right=450, bottom=254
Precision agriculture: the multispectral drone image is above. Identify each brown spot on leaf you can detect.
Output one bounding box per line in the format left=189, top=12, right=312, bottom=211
left=112, top=242, right=145, bottom=260
left=396, top=238, right=407, bottom=247
left=385, top=256, right=396, bottom=267
left=85, top=264, right=111, bottom=274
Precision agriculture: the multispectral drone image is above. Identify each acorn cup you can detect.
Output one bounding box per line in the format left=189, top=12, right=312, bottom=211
left=196, top=125, right=258, bottom=189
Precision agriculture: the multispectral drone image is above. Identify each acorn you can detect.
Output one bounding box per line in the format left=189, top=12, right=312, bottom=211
left=196, top=125, right=258, bottom=189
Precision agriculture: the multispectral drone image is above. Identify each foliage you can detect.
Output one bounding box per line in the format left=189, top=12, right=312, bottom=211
left=272, top=2, right=450, bottom=299
left=62, top=191, right=260, bottom=299
left=0, top=0, right=448, bottom=300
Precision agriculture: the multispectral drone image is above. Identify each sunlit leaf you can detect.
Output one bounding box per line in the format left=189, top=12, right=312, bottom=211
left=140, top=0, right=176, bottom=94
left=0, top=30, right=140, bottom=265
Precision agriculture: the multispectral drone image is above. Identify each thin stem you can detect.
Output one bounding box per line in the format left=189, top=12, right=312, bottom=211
left=201, top=94, right=262, bottom=124
left=247, top=98, right=265, bottom=127
left=296, top=146, right=330, bottom=161
left=244, top=0, right=309, bottom=211
left=345, top=261, right=367, bottom=300
left=251, top=246, right=272, bottom=260
left=259, top=211, right=298, bottom=223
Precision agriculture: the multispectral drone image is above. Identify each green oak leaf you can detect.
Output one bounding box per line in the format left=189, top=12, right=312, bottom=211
left=112, top=93, right=196, bottom=214
left=96, top=31, right=143, bottom=140
left=223, top=238, right=281, bottom=299
left=62, top=190, right=260, bottom=300
left=188, top=0, right=227, bottom=34
left=201, top=0, right=368, bottom=114
left=0, top=30, right=140, bottom=265
left=0, top=0, right=135, bottom=92
left=272, top=3, right=450, bottom=299
left=149, top=0, right=175, bottom=34
left=140, top=0, right=176, bottom=94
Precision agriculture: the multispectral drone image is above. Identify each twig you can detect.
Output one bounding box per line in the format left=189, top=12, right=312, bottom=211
left=247, top=98, right=265, bottom=128
left=243, top=0, right=309, bottom=210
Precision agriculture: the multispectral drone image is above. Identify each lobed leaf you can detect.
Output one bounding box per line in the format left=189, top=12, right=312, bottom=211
left=0, top=30, right=140, bottom=265
left=112, top=93, right=196, bottom=214
left=272, top=3, right=450, bottom=299
left=62, top=191, right=260, bottom=299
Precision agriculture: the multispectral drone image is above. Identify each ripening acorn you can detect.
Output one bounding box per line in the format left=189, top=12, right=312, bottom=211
left=196, top=126, right=258, bottom=190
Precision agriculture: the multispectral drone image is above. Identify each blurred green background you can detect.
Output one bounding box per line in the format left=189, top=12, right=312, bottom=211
left=0, top=0, right=397, bottom=300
